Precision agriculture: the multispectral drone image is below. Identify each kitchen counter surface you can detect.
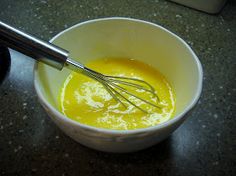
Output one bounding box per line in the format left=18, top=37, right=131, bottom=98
left=0, top=0, right=235, bottom=175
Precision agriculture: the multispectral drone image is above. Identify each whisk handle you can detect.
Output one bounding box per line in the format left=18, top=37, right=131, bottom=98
left=0, top=21, right=68, bottom=70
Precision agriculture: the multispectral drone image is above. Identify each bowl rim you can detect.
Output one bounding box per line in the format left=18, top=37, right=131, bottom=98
left=34, top=17, right=203, bottom=135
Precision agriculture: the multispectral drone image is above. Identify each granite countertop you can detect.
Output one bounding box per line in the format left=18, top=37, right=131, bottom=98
left=0, top=0, right=235, bottom=175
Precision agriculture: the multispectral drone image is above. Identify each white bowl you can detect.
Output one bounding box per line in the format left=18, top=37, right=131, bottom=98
left=34, top=17, right=203, bottom=153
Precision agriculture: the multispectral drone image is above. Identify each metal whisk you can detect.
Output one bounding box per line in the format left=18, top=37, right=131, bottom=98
left=0, top=21, right=161, bottom=113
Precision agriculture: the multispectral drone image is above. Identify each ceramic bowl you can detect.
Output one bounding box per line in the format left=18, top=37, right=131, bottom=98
left=34, top=17, right=203, bottom=153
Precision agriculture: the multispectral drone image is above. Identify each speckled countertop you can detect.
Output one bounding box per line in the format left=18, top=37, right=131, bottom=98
left=0, top=0, right=235, bottom=176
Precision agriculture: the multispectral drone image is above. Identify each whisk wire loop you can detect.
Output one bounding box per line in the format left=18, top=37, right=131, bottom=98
left=81, top=66, right=161, bottom=113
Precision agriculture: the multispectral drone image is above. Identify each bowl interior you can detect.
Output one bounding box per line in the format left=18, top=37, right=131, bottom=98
left=35, top=18, right=202, bottom=120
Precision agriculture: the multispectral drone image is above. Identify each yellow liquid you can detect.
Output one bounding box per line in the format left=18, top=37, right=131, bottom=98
left=58, top=58, right=175, bottom=130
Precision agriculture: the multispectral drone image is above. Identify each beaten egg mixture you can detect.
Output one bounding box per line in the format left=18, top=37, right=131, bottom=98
left=58, top=58, right=175, bottom=130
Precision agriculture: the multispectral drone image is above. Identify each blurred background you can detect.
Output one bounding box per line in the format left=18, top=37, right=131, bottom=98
left=0, top=0, right=235, bottom=176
